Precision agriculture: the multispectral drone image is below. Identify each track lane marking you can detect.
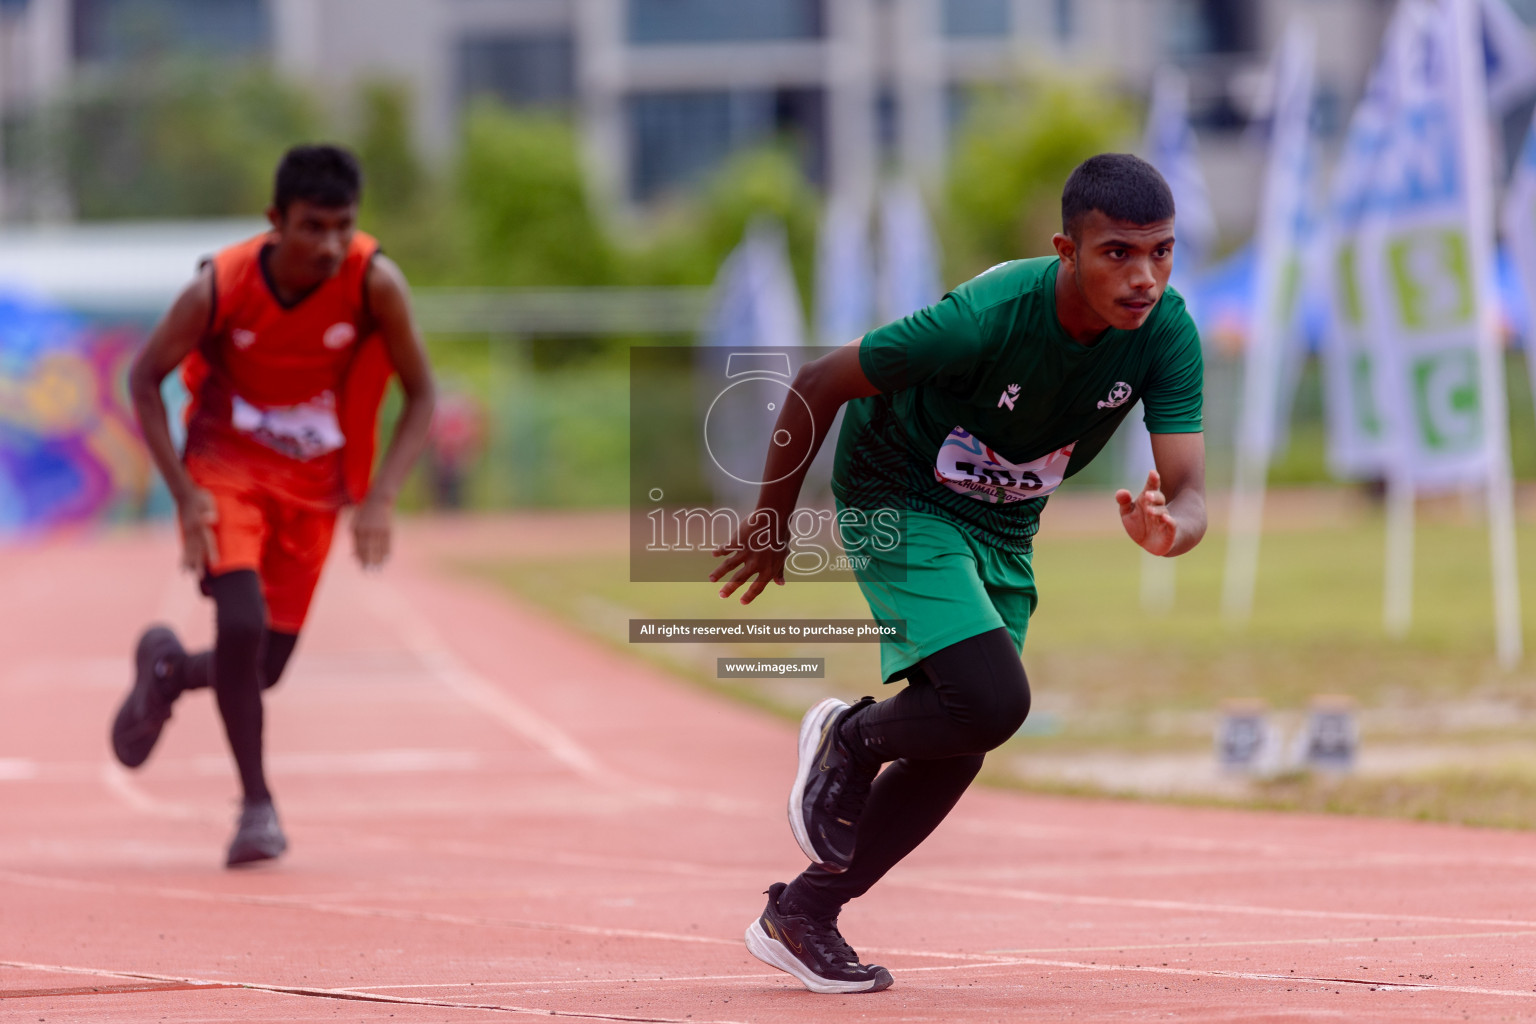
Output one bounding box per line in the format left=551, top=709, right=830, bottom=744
left=10, top=865, right=1536, bottom=968
left=358, top=581, right=760, bottom=818
left=906, top=878, right=1536, bottom=931
left=11, top=951, right=1533, bottom=1011
left=984, top=927, right=1536, bottom=955
left=0, top=960, right=751, bottom=1023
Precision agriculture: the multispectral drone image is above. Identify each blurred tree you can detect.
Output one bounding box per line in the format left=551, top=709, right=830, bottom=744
left=945, top=78, right=1135, bottom=282
left=628, top=146, right=819, bottom=308
left=348, top=80, right=461, bottom=285
left=692, top=146, right=819, bottom=301
left=453, top=100, right=616, bottom=288
left=39, top=62, right=320, bottom=219
left=353, top=80, right=422, bottom=221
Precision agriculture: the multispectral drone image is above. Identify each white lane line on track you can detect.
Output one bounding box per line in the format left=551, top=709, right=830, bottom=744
left=358, top=577, right=760, bottom=817
left=98, top=762, right=215, bottom=822
left=297, top=930, right=1536, bottom=991
left=11, top=863, right=1536, bottom=971
left=904, top=878, right=1536, bottom=932
left=952, top=816, right=1536, bottom=877
left=345, top=974, right=786, bottom=992
left=8, top=890, right=1536, bottom=1003
left=984, top=928, right=1536, bottom=956
left=357, top=580, right=612, bottom=785
left=10, top=952, right=1533, bottom=1007
left=331, top=827, right=773, bottom=879
left=0, top=960, right=750, bottom=1024
left=912, top=954, right=1536, bottom=1000
left=0, top=869, right=740, bottom=947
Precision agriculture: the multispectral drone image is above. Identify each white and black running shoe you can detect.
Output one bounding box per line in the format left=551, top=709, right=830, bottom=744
left=789, top=696, right=877, bottom=872
left=744, top=882, right=893, bottom=994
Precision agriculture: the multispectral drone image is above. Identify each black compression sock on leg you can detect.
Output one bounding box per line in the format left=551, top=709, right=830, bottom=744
left=262, top=631, right=299, bottom=691
left=791, top=752, right=986, bottom=912
left=179, top=629, right=297, bottom=694
left=780, top=875, right=843, bottom=924
left=180, top=651, right=213, bottom=693
left=208, top=570, right=272, bottom=805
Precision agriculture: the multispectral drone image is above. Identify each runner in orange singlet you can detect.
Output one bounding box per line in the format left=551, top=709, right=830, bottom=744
left=110, top=145, right=436, bottom=866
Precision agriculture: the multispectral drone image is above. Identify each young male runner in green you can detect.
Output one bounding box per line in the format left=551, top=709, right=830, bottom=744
left=711, top=154, right=1207, bottom=993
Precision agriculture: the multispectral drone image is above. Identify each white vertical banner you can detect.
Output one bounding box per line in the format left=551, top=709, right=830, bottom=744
left=1319, top=59, right=1395, bottom=485
left=699, top=219, right=807, bottom=510
left=815, top=195, right=877, bottom=347
left=1504, top=101, right=1536, bottom=431
left=704, top=219, right=807, bottom=354
left=877, top=181, right=943, bottom=322
left=1143, top=67, right=1219, bottom=274
left=1354, top=0, right=1520, bottom=663
left=1222, top=24, right=1317, bottom=622
left=1460, top=0, right=1523, bottom=668
left=1138, top=66, right=1218, bottom=611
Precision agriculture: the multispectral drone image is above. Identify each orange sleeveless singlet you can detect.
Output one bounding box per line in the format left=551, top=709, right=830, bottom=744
left=182, top=230, right=394, bottom=507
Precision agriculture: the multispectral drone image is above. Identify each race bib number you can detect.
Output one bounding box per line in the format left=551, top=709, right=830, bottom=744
left=934, top=427, right=1075, bottom=504
left=231, top=390, right=344, bottom=461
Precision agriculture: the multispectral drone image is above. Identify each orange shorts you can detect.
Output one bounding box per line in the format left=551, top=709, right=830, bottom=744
left=185, top=446, right=340, bottom=634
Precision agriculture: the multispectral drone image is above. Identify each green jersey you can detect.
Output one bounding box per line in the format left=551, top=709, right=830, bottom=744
left=832, top=256, right=1204, bottom=552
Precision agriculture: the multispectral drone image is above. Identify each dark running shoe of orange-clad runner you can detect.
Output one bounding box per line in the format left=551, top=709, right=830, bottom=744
left=111, top=144, right=436, bottom=868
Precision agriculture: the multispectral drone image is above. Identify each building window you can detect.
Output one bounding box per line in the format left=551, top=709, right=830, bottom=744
left=628, top=87, right=824, bottom=200
left=1055, top=0, right=1073, bottom=42
left=943, top=0, right=1009, bottom=38
left=459, top=34, right=575, bottom=108
left=1505, top=0, right=1536, bottom=23
left=627, top=0, right=824, bottom=44
left=73, top=0, right=270, bottom=62
left=1168, top=0, right=1258, bottom=56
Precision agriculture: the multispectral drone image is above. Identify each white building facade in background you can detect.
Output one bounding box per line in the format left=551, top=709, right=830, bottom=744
left=0, top=0, right=1411, bottom=228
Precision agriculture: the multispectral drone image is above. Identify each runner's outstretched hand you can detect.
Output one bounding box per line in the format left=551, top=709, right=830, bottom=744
left=177, top=487, right=219, bottom=573
left=710, top=513, right=787, bottom=605
left=352, top=496, right=392, bottom=569
left=1116, top=469, right=1178, bottom=556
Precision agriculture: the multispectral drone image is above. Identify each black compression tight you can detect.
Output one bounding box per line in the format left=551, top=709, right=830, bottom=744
left=783, top=627, right=1030, bottom=919
left=177, top=570, right=300, bottom=804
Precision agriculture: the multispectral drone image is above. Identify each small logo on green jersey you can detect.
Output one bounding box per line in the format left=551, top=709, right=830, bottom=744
left=1097, top=382, right=1133, bottom=410
left=997, top=383, right=1021, bottom=411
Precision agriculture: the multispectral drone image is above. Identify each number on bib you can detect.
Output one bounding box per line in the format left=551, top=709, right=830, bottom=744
left=231, top=390, right=345, bottom=461
left=934, top=427, right=1075, bottom=504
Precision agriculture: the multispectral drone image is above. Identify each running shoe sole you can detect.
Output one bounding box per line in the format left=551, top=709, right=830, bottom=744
left=787, top=697, right=847, bottom=870
left=111, top=626, right=182, bottom=768
left=744, top=919, right=893, bottom=994
left=226, top=802, right=288, bottom=867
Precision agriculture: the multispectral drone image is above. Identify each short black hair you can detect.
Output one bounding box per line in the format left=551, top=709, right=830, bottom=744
left=273, top=144, right=362, bottom=212
left=1061, top=153, right=1175, bottom=237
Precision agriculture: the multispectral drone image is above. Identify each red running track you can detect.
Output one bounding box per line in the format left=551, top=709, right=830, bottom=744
left=4, top=519, right=1536, bottom=1023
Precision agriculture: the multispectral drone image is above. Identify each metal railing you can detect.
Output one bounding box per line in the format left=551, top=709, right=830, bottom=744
left=412, top=286, right=712, bottom=336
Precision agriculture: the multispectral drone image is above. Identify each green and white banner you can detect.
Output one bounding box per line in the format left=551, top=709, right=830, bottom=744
left=1319, top=21, right=1396, bottom=481
left=1327, top=0, right=1513, bottom=492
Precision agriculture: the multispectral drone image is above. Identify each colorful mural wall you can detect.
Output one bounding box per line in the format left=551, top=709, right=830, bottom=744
left=0, top=296, right=151, bottom=532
